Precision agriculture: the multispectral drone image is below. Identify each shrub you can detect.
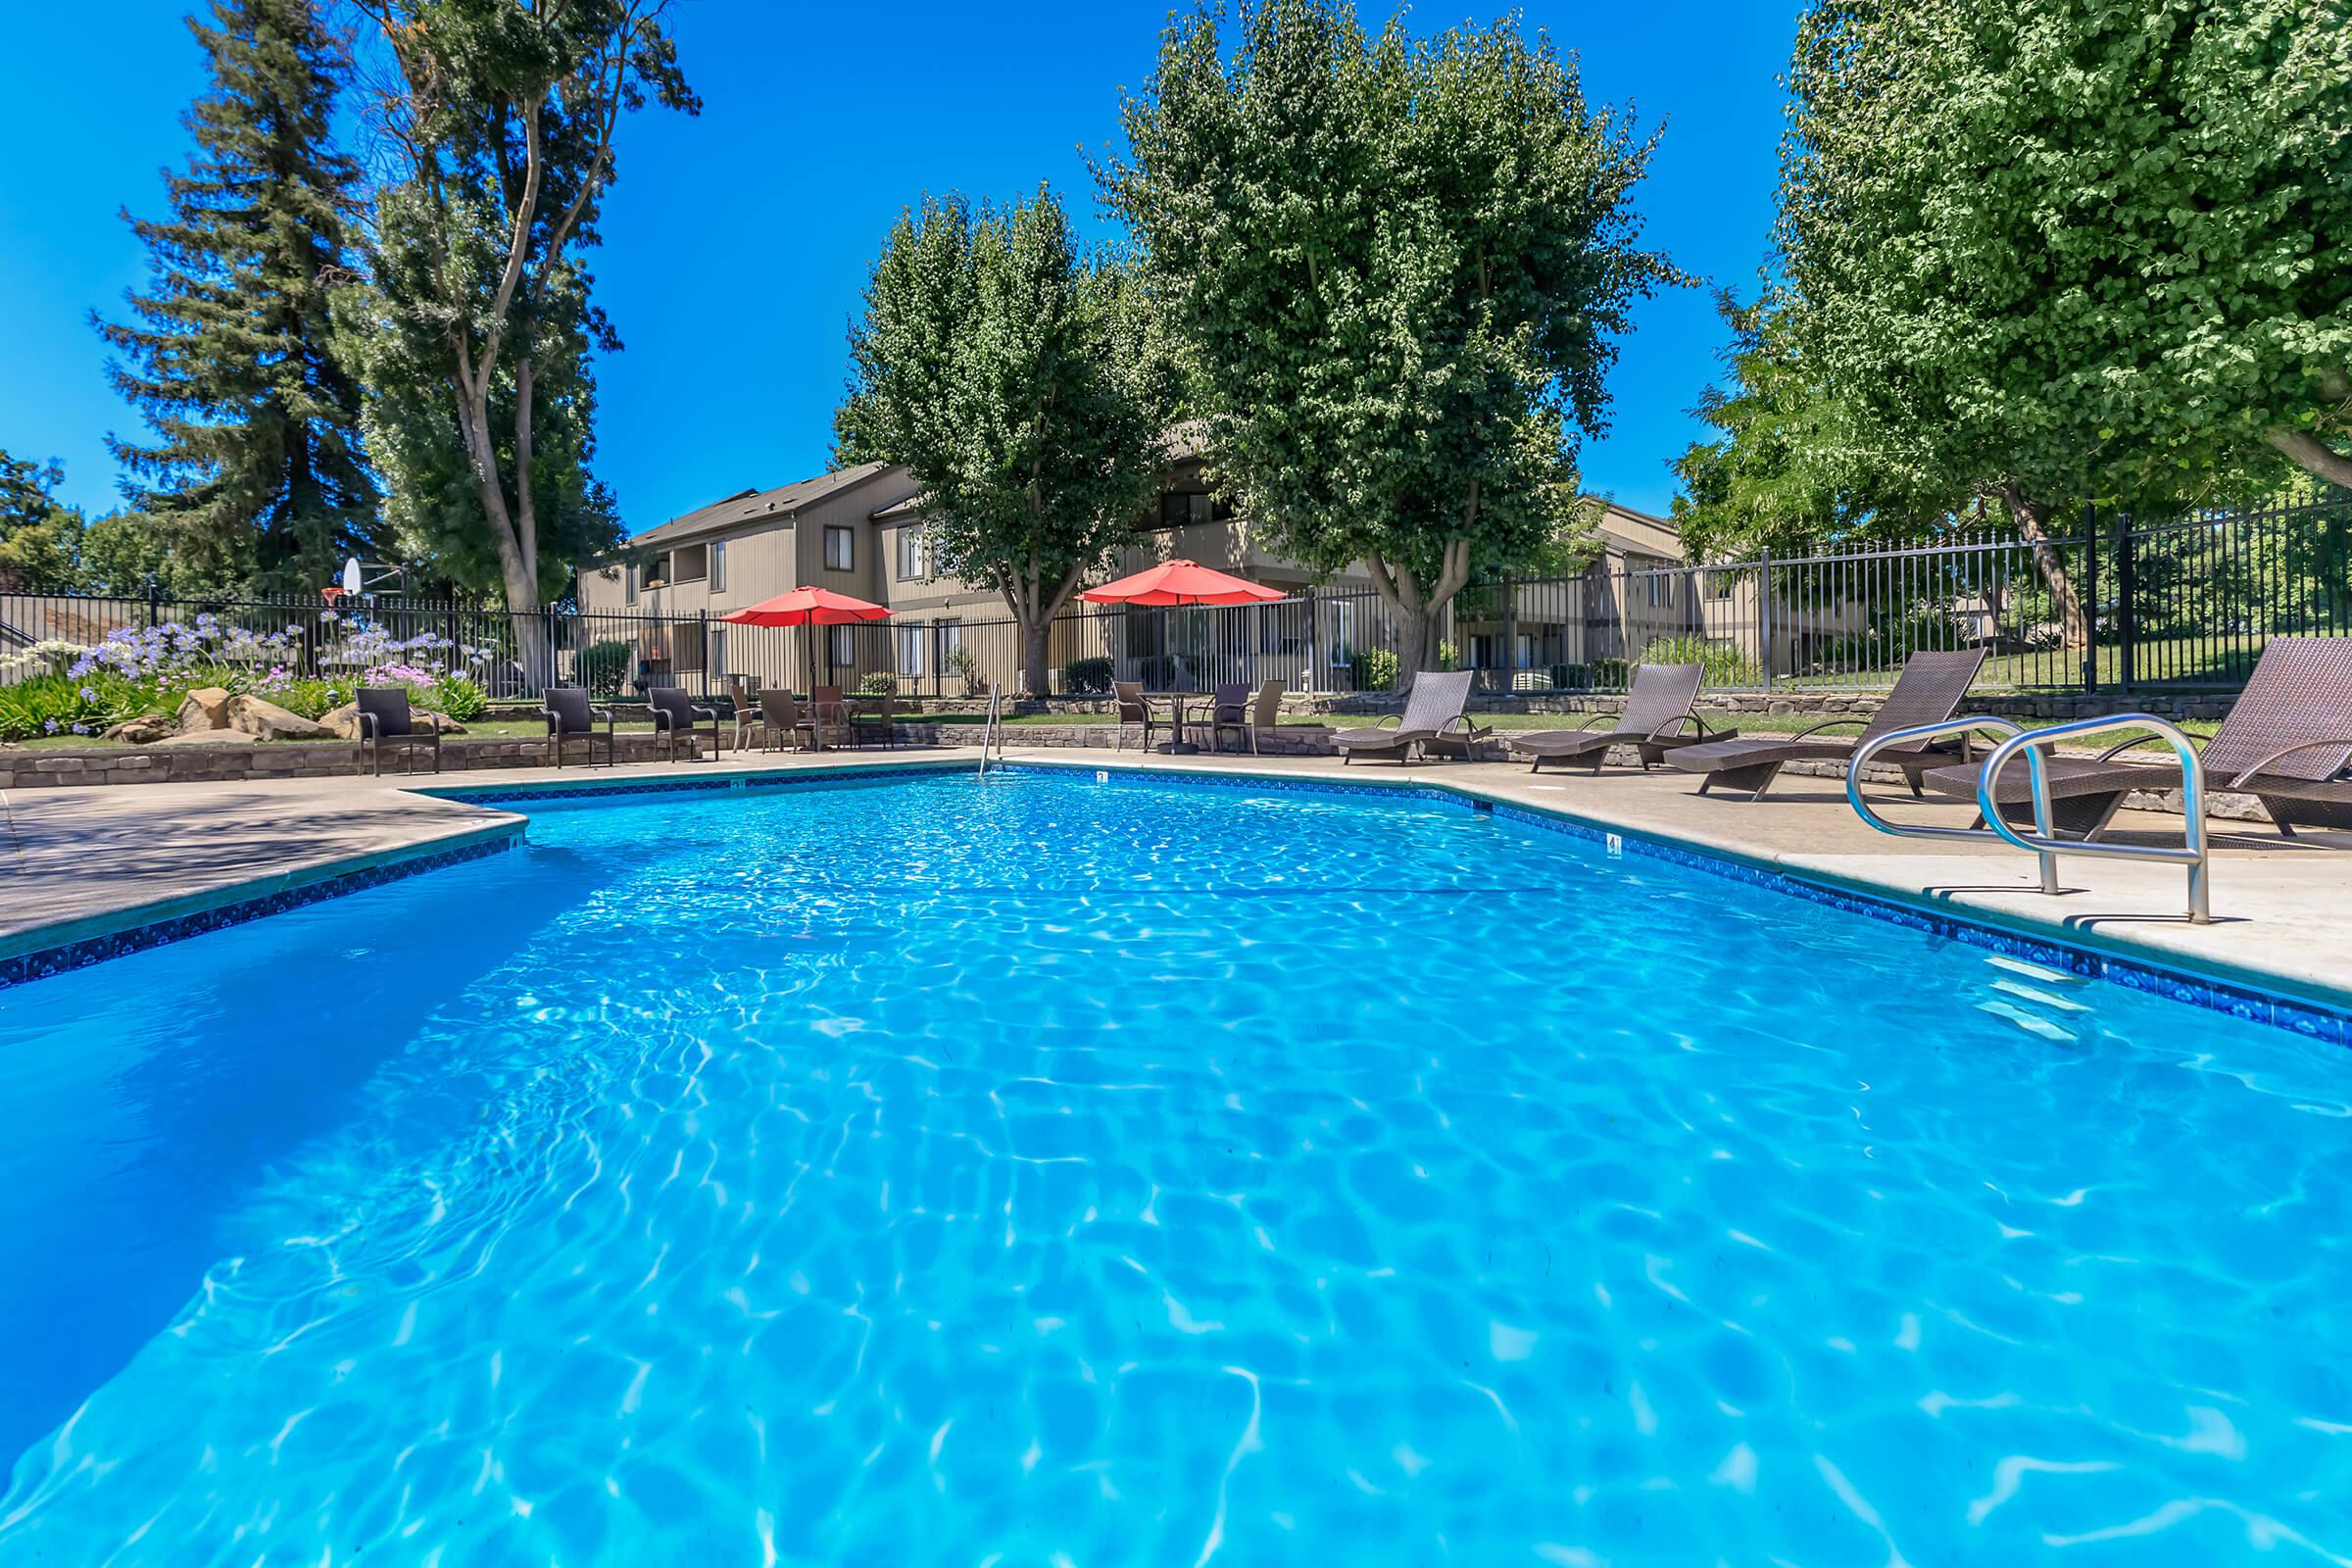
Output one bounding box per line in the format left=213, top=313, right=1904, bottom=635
left=1348, top=647, right=1399, bottom=691
left=858, top=671, right=899, bottom=696
left=1061, top=656, right=1114, bottom=694
left=1437, top=640, right=1461, bottom=671
left=1136, top=653, right=1192, bottom=689
left=1549, top=662, right=1587, bottom=689
left=1641, top=634, right=1759, bottom=687
left=581, top=640, right=633, bottom=699
left=948, top=645, right=984, bottom=696
left=0, top=672, right=146, bottom=741
left=1590, top=657, right=1630, bottom=689
left=428, top=672, right=489, bottom=722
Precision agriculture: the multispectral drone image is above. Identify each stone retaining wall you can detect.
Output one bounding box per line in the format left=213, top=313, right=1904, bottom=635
left=0, top=731, right=716, bottom=790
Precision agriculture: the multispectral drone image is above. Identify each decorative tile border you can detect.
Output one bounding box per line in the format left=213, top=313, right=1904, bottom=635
left=0, top=832, right=519, bottom=992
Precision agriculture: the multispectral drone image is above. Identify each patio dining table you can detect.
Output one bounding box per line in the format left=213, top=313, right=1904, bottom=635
left=1149, top=691, right=1206, bottom=756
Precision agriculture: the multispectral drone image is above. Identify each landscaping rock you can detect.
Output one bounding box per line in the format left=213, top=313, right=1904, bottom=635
left=223, top=693, right=336, bottom=741
left=174, top=686, right=232, bottom=732
left=319, top=702, right=467, bottom=739
left=102, top=714, right=177, bottom=745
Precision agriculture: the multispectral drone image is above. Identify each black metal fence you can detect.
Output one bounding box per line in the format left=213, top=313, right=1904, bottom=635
left=5, top=499, right=2345, bottom=701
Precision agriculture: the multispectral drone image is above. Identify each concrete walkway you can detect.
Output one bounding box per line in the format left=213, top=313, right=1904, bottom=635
left=4, top=743, right=2348, bottom=1010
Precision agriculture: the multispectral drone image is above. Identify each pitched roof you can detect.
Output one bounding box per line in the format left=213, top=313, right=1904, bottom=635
left=626, top=462, right=897, bottom=548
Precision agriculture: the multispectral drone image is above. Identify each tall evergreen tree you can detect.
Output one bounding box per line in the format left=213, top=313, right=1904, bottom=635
left=97, top=0, right=380, bottom=592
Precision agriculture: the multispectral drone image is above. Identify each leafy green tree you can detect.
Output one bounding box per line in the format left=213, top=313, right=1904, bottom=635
left=96, top=0, right=380, bottom=591
left=0, top=451, right=85, bottom=592
left=836, top=187, right=1168, bottom=697
left=1106, top=0, right=1683, bottom=687
left=342, top=0, right=694, bottom=672
left=1670, top=293, right=1964, bottom=561
left=1775, top=0, right=2352, bottom=644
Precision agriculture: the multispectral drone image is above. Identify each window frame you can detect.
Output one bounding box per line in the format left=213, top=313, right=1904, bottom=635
left=823, top=525, right=855, bottom=572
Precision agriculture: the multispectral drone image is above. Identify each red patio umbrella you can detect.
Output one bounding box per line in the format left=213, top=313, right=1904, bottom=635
left=717, top=586, right=891, bottom=690
left=1078, top=559, right=1286, bottom=606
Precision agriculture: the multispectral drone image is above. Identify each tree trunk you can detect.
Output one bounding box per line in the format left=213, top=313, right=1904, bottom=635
left=1019, top=619, right=1052, bottom=700
left=2001, top=485, right=2088, bottom=651
left=1365, top=537, right=1474, bottom=692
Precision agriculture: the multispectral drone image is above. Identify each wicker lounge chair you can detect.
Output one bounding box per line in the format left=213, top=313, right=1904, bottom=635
left=1507, top=663, right=1733, bottom=774
left=355, top=687, right=442, bottom=776
left=1112, top=680, right=1161, bottom=752
left=1334, top=670, right=1480, bottom=765
left=757, top=688, right=818, bottom=753
left=542, top=685, right=614, bottom=767
left=1665, top=648, right=1988, bottom=800
left=1924, top=636, right=2352, bottom=840
left=647, top=686, right=717, bottom=762
left=1211, top=680, right=1284, bottom=755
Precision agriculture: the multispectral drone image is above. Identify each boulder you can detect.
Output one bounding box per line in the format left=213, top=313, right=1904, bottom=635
left=174, top=686, right=232, bottom=733
left=102, top=714, right=178, bottom=746
left=222, top=693, right=336, bottom=742
left=319, top=701, right=467, bottom=739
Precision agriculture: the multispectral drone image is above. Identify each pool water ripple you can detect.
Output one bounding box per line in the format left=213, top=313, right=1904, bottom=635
left=1, top=770, right=2349, bottom=1563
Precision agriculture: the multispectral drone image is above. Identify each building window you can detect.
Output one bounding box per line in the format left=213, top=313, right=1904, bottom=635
left=824, top=525, right=854, bottom=571
left=896, top=527, right=927, bottom=581
left=898, top=625, right=926, bottom=677
left=939, top=619, right=963, bottom=662
left=624, top=564, right=637, bottom=605
left=827, top=623, right=855, bottom=667
left=710, top=627, right=728, bottom=677
left=710, top=539, right=726, bottom=593
left=1644, top=572, right=1677, bottom=609
left=673, top=543, right=709, bottom=583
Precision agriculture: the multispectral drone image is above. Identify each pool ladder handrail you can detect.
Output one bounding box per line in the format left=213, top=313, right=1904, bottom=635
left=1845, top=712, right=2212, bottom=924
left=977, top=684, right=1005, bottom=777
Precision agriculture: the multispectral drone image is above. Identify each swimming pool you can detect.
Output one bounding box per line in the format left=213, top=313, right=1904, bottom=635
left=2, top=765, right=2348, bottom=1561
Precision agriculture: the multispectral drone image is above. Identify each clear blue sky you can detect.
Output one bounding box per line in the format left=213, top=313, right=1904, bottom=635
left=0, top=1, right=1792, bottom=532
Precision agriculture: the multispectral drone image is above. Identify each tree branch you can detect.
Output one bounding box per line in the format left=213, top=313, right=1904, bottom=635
left=2269, top=427, right=2352, bottom=490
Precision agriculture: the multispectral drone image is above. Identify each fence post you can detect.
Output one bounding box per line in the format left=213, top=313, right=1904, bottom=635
left=1756, top=551, right=1773, bottom=691
left=2116, top=513, right=2136, bottom=692
left=698, top=609, right=711, bottom=703
left=145, top=577, right=161, bottom=629
left=1498, top=571, right=1516, bottom=695
left=2081, top=504, right=2098, bottom=693
left=1303, top=586, right=1321, bottom=695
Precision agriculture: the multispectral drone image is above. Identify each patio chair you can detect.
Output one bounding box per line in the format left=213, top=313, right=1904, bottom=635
left=541, top=685, right=614, bottom=768
left=1112, top=680, right=1160, bottom=752
left=1507, top=663, right=1733, bottom=774
left=810, top=685, right=849, bottom=748
left=1664, top=648, right=1989, bottom=801
left=848, top=691, right=898, bottom=749
left=1211, top=680, right=1285, bottom=756
left=647, top=685, right=718, bottom=762
left=355, top=686, right=442, bottom=777
left=1202, top=682, right=1250, bottom=752
left=723, top=674, right=762, bottom=753
left=1334, top=670, right=1480, bottom=765
left=757, top=688, right=819, bottom=753
left=1922, top=636, right=2352, bottom=841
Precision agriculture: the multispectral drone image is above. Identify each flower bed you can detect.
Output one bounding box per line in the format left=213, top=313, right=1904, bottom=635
left=0, top=616, right=492, bottom=742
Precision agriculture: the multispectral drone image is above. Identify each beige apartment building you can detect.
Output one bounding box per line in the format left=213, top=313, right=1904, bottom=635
left=576, top=448, right=1717, bottom=697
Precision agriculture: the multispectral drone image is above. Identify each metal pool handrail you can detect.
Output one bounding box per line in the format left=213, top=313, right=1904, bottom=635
left=977, top=685, right=1005, bottom=778
left=1844, top=712, right=2213, bottom=924
left=1975, top=714, right=2211, bottom=925
left=1846, top=716, right=2060, bottom=895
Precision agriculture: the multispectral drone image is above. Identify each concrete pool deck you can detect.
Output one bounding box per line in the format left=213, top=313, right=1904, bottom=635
left=3, top=744, right=2348, bottom=1013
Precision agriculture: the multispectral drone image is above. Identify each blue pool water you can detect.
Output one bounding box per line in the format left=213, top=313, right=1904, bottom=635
left=2, top=767, right=2349, bottom=1563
